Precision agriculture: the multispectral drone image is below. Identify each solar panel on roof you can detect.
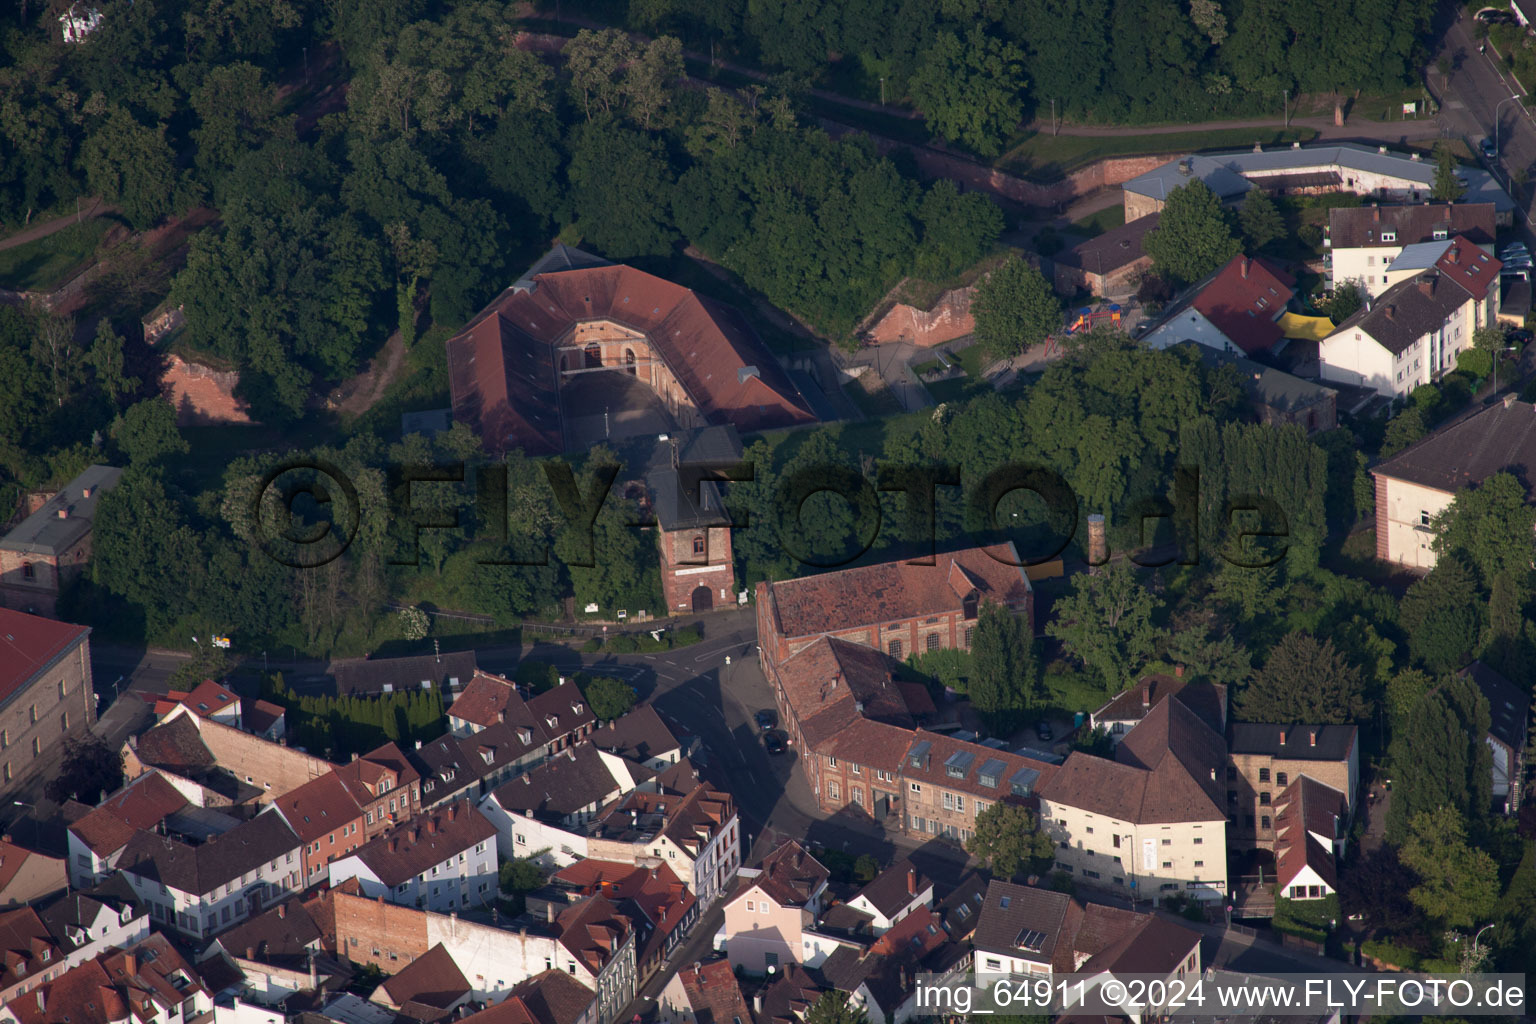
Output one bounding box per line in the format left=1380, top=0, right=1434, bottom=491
left=1017, top=928, right=1047, bottom=951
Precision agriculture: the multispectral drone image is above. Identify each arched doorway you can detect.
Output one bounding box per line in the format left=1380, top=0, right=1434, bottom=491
left=625, top=348, right=637, bottom=375
left=691, top=585, right=713, bottom=612
left=584, top=343, right=602, bottom=368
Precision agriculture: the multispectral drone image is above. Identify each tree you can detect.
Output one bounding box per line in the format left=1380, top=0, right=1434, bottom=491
left=396, top=606, right=430, bottom=641
left=110, top=399, right=189, bottom=466
left=1143, top=180, right=1241, bottom=286
left=1388, top=675, right=1492, bottom=837
left=1045, top=564, right=1161, bottom=691
left=1433, top=472, right=1536, bottom=589
left=622, top=36, right=685, bottom=129
left=1237, top=631, right=1365, bottom=724
left=582, top=675, right=636, bottom=721
left=966, top=801, right=1055, bottom=879
left=1238, top=188, right=1284, bottom=251
left=804, top=990, right=868, bottom=1024
left=1324, top=280, right=1364, bottom=322
left=79, top=106, right=179, bottom=230
left=567, top=117, right=677, bottom=259
left=44, top=736, right=125, bottom=805
left=86, top=319, right=133, bottom=410
left=1379, top=405, right=1425, bottom=458
left=564, top=28, right=636, bottom=120
left=1399, top=555, right=1483, bottom=671
left=969, top=603, right=1040, bottom=731
left=1399, top=806, right=1499, bottom=929
left=915, top=181, right=1003, bottom=280
left=971, top=256, right=1060, bottom=360
left=1432, top=140, right=1466, bottom=202
left=908, top=27, right=1027, bottom=157
left=1339, top=846, right=1421, bottom=933
left=1167, top=627, right=1254, bottom=687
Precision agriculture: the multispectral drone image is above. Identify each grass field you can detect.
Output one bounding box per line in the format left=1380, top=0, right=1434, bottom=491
left=995, top=126, right=1319, bottom=181
left=1072, top=206, right=1126, bottom=237
left=0, top=219, right=109, bottom=291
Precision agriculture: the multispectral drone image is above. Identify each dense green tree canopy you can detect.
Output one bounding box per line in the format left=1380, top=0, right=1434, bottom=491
left=1144, top=181, right=1241, bottom=287
left=1237, top=631, right=1366, bottom=724
left=971, top=256, right=1061, bottom=360
left=908, top=27, right=1026, bottom=156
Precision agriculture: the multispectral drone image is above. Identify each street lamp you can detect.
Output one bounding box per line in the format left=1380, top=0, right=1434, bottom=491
left=1473, top=922, right=1496, bottom=956
left=1495, top=95, right=1522, bottom=163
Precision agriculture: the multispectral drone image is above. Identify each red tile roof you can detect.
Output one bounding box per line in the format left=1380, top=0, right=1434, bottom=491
left=0, top=610, right=88, bottom=708
left=776, top=637, right=917, bottom=754
left=345, top=801, right=494, bottom=887
left=1274, top=776, right=1346, bottom=893
left=69, top=773, right=188, bottom=858
left=447, top=671, right=527, bottom=730
left=335, top=742, right=421, bottom=806
left=464, top=971, right=594, bottom=1024
left=274, top=772, right=364, bottom=843
left=379, top=944, right=470, bottom=1009
left=678, top=958, right=752, bottom=1024
left=748, top=840, right=828, bottom=909
left=0, top=906, right=57, bottom=991
left=1091, top=674, right=1226, bottom=736
left=180, top=679, right=238, bottom=717
left=555, top=895, right=632, bottom=974
left=764, top=544, right=1031, bottom=640
left=1190, top=255, right=1296, bottom=355
left=1435, top=236, right=1502, bottom=300
left=447, top=262, right=817, bottom=455
left=900, top=729, right=1058, bottom=803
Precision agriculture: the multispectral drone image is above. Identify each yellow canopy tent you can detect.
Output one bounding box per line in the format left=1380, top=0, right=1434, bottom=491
left=1278, top=312, right=1335, bottom=342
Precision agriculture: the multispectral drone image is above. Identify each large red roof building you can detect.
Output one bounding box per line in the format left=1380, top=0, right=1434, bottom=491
left=446, top=246, right=817, bottom=455
left=0, top=609, right=95, bottom=805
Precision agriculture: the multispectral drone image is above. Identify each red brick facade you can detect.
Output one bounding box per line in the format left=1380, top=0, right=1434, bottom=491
left=329, top=889, right=430, bottom=969
left=658, top=524, right=734, bottom=613
left=1374, top=474, right=1389, bottom=562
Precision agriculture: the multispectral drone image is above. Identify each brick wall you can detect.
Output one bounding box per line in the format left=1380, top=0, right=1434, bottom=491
left=865, top=287, right=976, bottom=347
left=1228, top=753, right=1354, bottom=849
left=1373, top=475, right=1389, bottom=561
left=188, top=714, right=331, bottom=801
left=330, top=890, right=430, bottom=970
left=658, top=525, right=734, bottom=612
left=161, top=355, right=254, bottom=427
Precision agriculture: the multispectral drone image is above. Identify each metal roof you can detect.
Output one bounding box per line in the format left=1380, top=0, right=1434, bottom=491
left=0, top=465, right=123, bottom=557
left=1387, top=240, right=1454, bottom=273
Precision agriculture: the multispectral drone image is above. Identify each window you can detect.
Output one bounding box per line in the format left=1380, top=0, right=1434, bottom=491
left=925, top=633, right=941, bottom=652
left=1260, top=792, right=1271, bottom=806
left=59, top=711, right=68, bottom=732
left=1258, top=768, right=1270, bottom=783
left=887, top=639, right=903, bottom=658
left=849, top=763, right=861, bottom=775
left=1083, top=870, right=1100, bottom=879
left=28, top=705, right=36, bottom=725
left=964, top=626, right=975, bottom=647
left=515, top=833, right=526, bottom=846
left=57, top=680, right=65, bottom=700
left=1276, top=772, right=1288, bottom=787
left=1381, top=231, right=1397, bottom=243
left=745, top=900, right=755, bottom=912
left=1162, top=861, right=1173, bottom=869
left=1193, top=837, right=1203, bottom=845
left=1112, top=835, right=1120, bottom=848
left=21, top=562, right=35, bottom=581
left=827, top=756, right=838, bottom=768
left=955, top=795, right=965, bottom=812
left=692, top=536, right=706, bottom=556
left=1194, top=860, right=1204, bottom=867
left=1261, top=816, right=1271, bottom=830
left=31, top=738, right=40, bottom=757
left=827, top=782, right=840, bottom=801
left=910, top=783, right=921, bottom=793
left=1161, top=838, right=1171, bottom=846
left=1085, top=827, right=1094, bottom=834
left=851, top=788, right=863, bottom=806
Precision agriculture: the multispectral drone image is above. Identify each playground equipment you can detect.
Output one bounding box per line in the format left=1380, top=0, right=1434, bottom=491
left=1042, top=304, right=1124, bottom=359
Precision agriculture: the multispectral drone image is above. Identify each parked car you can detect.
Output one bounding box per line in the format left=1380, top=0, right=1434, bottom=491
left=1508, top=328, right=1534, bottom=346
left=755, top=709, right=777, bottom=732
left=1481, top=137, right=1499, bottom=160
left=764, top=731, right=786, bottom=755
left=1478, top=8, right=1515, bottom=22
left=1035, top=720, right=1054, bottom=742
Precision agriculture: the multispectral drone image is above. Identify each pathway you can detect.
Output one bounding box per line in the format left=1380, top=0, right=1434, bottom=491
left=0, top=198, right=112, bottom=252
left=1029, top=114, right=1443, bottom=142
left=330, top=329, right=408, bottom=416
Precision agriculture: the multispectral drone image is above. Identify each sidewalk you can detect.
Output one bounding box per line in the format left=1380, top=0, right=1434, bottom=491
left=0, top=198, right=111, bottom=252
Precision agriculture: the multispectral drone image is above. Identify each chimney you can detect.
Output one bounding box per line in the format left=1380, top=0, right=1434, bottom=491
left=1504, top=394, right=1517, bottom=408
left=56, top=508, right=68, bottom=519
left=351, top=752, right=359, bottom=762
left=907, top=867, right=916, bottom=896
left=1278, top=730, right=1286, bottom=747
left=1309, top=730, right=1317, bottom=747
left=450, top=803, right=459, bottom=821
left=1385, top=304, right=1396, bottom=320
left=754, top=994, right=765, bottom=1015
left=1175, top=664, right=1185, bottom=678
left=1209, top=768, right=1217, bottom=781
left=427, top=818, right=439, bottom=835
left=35, top=992, right=43, bottom=1013
left=1141, top=682, right=1151, bottom=710
left=415, top=740, right=422, bottom=750
left=546, top=902, right=556, bottom=924
left=1087, top=513, right=1107, bottom=566
left=124, top=953, right=137, bottom=978
left=497, top=710, right=506, bottom=724
left=389, top=838, right=399, bottom=853
left=1373, top=207, right=1380, bottom=222
left=82, top=486, right=93, bottom=499
left=246, top=946, right=256, bottom=960
left=1449, top=246, right=1461, bottom=264
left=278, top=903, right=287, bottom=919
left=1241, top=258, right=1250, bottom=279
left=1418, top=276, right=1433, bottom=297
left=309, top=952, right=318, bottom=990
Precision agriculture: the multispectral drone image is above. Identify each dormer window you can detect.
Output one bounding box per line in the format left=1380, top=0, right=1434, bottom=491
left=1433, top=228, right=1448, bottom=240
left=1381, top=231, right=1396, bottom=243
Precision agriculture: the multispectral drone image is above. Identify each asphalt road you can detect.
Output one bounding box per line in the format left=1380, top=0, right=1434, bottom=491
left=1435, top=13, right=1536, bottom=244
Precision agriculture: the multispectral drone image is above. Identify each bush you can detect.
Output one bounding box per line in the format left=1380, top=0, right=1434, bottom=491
left=581, top=637, right=603, bottom=652
left=673, top=626, right=702, bottom=646
left=515, top=660, right=558, bottom=693
left=1049, top=871, right=1075, bottom=894
left=605, top=634, right=638, bottom=653
left=1272, top=893, right=1339, bottom=943
left=1456, top=348, right=1492, bottom=379
left=1361, top=937, right=1425, bottom=970
left=582, top=675, right=636, bottom=720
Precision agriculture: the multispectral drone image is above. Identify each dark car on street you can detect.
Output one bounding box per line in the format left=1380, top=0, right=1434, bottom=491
left=764, top=731, right=786, bottom=755
left=1035, top=720, right=1054, bottom=742
left=755, top=709, right=777, bottom=732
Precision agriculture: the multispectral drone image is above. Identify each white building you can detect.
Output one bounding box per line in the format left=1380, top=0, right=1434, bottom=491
left=1326, top=202, right=1497, bottom=297
left=1319, top=239, right=1502, bottom=399
left=115, top=810, right=302, bottom=941
left=327, top=800, right=496, bottom=913
left=479, top=744, right=640, bottom=867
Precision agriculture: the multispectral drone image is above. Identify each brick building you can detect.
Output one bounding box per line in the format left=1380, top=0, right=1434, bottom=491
left=1052, top=213, right=1158, bottom=299
left=644, top=427, right=741, bottom=614
left=335, top=742, right=422, bottom=838
left=897, top=731, right=1057, bottom=845
left=273, top=772, right=368, bottom=888
left=446, top=245, right=816, bottom=456
left=756, top=543, right=1034, bottom=673
left=0, top=466, right=121, bottom=618
left=326, top=800, right=496, bottom=912
left=1226, top=723, right=1358, bottom=849
left=0, top=609, right=95, bottom=799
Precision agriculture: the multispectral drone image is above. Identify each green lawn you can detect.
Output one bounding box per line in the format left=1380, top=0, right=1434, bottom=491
left=912, top=358, right=943, bottom=376
left=842, top=379, right=905, bottom=419
left=0, top=219, right=109, bottom=291
left=995, top=126, right=1319, bottom=182
left=1072, top=206, right=1126, bottom=237
left=953, top=344, right=990, bottom=377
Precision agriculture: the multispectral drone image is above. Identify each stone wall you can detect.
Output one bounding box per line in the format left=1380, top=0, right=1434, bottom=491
left=865, top=286, right=977, bottom=347
left=161, top=354, right=255, bottom=426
